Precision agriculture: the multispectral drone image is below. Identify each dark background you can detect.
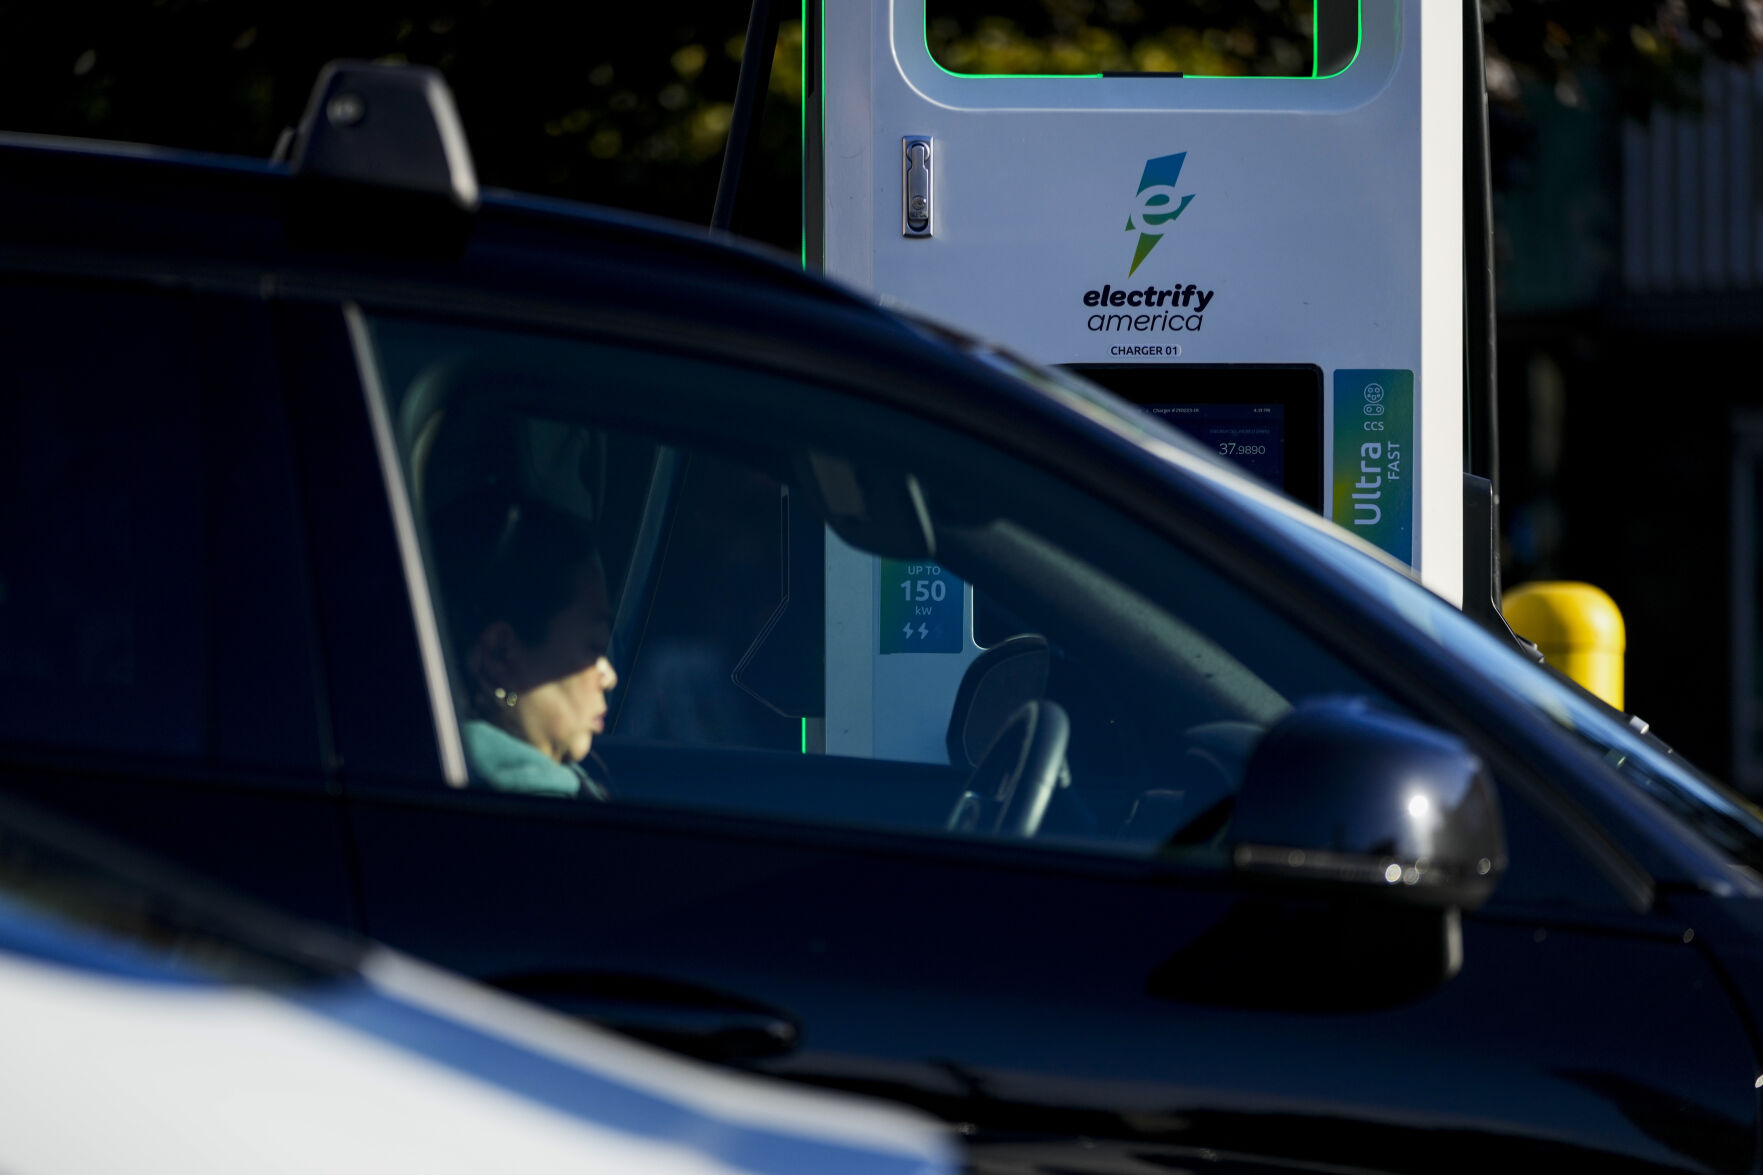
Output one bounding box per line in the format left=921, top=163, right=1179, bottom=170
left=4, top=1, right=1760, bottom=783
left=10, top=3, right=1752, bottom=251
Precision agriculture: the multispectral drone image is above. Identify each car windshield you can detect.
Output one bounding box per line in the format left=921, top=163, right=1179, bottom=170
left=1260, top=500, right=1763, bottom=872
left=965, top=341, right=1763, bottom=872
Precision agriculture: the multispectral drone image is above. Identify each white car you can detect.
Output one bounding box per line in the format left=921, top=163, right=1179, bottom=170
left=0, top=796, right=954, bottom=1175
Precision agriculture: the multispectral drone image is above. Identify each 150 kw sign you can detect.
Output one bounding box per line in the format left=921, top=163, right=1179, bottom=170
left=879, top=560, right=963, bottom=654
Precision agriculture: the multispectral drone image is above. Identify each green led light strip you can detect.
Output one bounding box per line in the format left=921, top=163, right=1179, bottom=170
left=922, top=0, right=1362, bottom=81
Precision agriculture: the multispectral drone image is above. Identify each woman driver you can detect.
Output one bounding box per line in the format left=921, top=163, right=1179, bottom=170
left=430, top=495, right=618, bottom=798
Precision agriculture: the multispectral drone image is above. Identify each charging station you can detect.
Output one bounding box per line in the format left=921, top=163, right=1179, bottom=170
left=807, top=1, right=1469, bottom=762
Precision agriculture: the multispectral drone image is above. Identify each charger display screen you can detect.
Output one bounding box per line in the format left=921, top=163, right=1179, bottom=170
left=1063, top=363, right=1322, bottom=510
left=1144, top=403, right=1285, bottom=485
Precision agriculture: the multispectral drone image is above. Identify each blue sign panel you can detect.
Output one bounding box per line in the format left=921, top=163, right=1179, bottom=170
left=1331, top=369, right=1413, bottom=564
left=879, top=559, right=963, bottom=654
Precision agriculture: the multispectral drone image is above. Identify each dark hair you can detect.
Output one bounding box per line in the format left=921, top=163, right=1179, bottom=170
left=428, top=495, right=604, bottom=660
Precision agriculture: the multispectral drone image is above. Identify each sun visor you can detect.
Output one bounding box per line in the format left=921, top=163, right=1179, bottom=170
left=799, top=453, right=936, bottom=561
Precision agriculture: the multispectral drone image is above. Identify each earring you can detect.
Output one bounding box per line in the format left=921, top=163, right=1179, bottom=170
left=492, top=687, right=519, bottom=708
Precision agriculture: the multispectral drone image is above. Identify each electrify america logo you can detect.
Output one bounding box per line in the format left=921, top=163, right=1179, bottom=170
left=1078, top=152, right=1214, bottom=345
left=1125, top=151, right=1194, bottom=276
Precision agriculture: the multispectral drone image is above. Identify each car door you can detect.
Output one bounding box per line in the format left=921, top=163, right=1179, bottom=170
left=312, top=294, right=1757, bottom=1175
left=0, top=274, right=355, bottom=929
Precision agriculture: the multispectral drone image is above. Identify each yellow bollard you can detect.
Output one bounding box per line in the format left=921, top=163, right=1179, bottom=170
left=1503, top=582, right=1626, bottom=710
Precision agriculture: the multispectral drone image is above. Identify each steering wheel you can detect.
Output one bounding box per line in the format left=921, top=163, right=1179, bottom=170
left=946, top=700, right=1071, bottom=837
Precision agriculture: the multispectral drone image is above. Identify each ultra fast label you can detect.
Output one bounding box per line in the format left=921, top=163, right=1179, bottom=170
left=1331, top=370, right=1412, bottom=563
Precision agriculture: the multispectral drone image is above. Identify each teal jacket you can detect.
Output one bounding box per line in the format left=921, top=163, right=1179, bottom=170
left=462, top=720, right=609, bottom=799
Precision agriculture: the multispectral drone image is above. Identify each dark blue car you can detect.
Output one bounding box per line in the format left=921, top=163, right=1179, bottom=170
left=2, top=61, right=1761, bottom=1175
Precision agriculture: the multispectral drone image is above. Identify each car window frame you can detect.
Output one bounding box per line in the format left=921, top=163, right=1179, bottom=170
left=335, top=286, right=1662, bottom=919
left=273, top=296, right=456, bottom=790
left=89, top=194, right=1634, bottom=920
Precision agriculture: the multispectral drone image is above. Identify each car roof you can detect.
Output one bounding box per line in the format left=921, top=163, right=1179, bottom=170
left=0, top=129, right=1004, bottom=416
left=0, top=130, right=849, bottom=304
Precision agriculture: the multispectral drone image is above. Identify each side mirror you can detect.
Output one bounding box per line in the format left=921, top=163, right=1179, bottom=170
left=1229, top=698, right=1506, bottom=910
left=1152, top=700, right=1506, bottom=1011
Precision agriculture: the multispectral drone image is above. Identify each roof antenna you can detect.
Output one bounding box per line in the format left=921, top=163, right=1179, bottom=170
left=278, top=60, right=478, bottom=254
left=286, top=61, right=478, bottom=211
left=712, top=0, right=782, bottom=234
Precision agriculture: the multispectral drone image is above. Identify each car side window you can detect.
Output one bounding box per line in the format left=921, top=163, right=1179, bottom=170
left=357, top=309, right=1635, bottom=908
left=0, top=280, right=322, bottom=770
left=366, top=313, right=1403, bottom=834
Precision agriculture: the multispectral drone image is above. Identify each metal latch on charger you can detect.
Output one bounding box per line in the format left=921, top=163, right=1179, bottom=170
left=902, top=137, right=932, bottom=237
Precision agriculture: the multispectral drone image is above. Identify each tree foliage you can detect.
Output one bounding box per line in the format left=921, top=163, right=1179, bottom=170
left=0, top=1, right=802, bottom=246
left=0, top=1, right=1757, bottom=253
left=1482, top=0, right=1763, bottom=115
left=925, top=0, right=1320, bottom=76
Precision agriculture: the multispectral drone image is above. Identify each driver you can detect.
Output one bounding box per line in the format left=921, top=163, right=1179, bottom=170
left=429, top=494, right=618, bottom=798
